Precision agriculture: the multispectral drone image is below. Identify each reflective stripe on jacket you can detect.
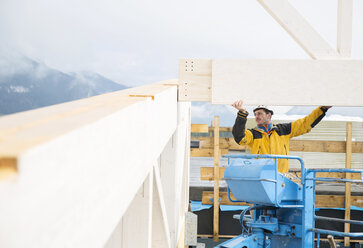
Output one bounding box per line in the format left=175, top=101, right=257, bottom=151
left=232, top=107, right=328, bottom=173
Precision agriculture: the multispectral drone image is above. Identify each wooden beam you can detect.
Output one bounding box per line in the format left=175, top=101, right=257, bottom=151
left=211, top=59, right=363, bottom=105
left=256, top=0, right=340, bottom=59
left=337, top=0, right=353, bottom=57
left=213, top=116, right=220, bottom=242
left=0, top=82, right=180, bottom=247
left=190, top=148, right=228, bottom=157
left=178, top=59, right=363, bottom=104
left=178, top=59, right=211, bottom=102
left=316, top=195, right=363, bottom=208
left=152, top=164, right=171, bottom=248
left=344, top=122, right=353, bottom=247
left=203, top=192, right=363, bottom=208
left=290, top=140, right=363, bottom=153
left=328, top=235, right=337, bottom=248
left=192, top=137, right=363, bottom=153
left=200, top=167, right=361, bottom=181
left=191, top=124, right=209, bottom=133
left=209, top=127, right=232, bottom=132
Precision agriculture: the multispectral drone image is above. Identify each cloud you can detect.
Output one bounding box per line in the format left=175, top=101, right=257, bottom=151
left=0, top=0, right=362, bottom=87
left=0, top=46, right=32, bottom=78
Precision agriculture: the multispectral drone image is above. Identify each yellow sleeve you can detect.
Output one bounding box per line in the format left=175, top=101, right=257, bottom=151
left=239, top=129, right=254, bottom=145
left=290, top=106, right=327, bottom=138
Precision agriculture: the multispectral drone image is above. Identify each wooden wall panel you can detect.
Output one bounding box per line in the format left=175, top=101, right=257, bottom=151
left=0, top=83, right=180, bottom=248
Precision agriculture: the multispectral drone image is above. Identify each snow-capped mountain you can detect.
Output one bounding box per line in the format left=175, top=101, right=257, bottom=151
left=0, top=56, right=127, bottom=115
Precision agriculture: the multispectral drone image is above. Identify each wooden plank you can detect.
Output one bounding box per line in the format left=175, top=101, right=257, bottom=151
left=213, top=116, right=220, bottom=241
left=201, top=167, right=226, bottom=181
left=200, top=167, right=362, bottom=182
left=209, top=127, right=232, bottom=132
left=290, top=140, right=363, bottom=153
left=345, top=122, right=353, bottom=246
left=192, top=136, right=363, bottom=153
left=190, top=148, right=228, bottom=157
left=316, top=195, right=363, bottom=208
left=201, top=167, right=361, bottom=182
left=337, top=0, right=353, bottom=57
left=152, top=164, right=171, bottom=248
left=257, top=0, right=340, bottom=59
left=291, top=171, right=361, bottom=181
left=212, top=59, right=363, bottom=105
left=178, top=59, right=212, bottom=102
left=191, top=124, right=209, bottom=133
left=203, top=192, right=363, bottom=208
left=328, top=235, right=337, bottom=248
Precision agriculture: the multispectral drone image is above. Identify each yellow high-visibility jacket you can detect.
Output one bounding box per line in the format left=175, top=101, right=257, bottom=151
left=232, top=107, right=329, bottom=173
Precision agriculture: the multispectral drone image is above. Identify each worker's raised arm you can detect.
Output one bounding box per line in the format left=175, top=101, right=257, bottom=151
left=232, top=100, right=253, bottom=145
left=290, top=106, right=331, bottom=138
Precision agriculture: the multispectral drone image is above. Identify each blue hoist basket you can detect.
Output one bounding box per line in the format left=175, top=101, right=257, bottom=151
left=224, top=158, right=302, bottom=207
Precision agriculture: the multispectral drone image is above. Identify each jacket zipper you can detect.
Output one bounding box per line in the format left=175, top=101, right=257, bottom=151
left=284, top=144, right=287, bottom=155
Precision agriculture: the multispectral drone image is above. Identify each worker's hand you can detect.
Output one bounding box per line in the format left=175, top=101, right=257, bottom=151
left=232, top=100, right=247, bottom=113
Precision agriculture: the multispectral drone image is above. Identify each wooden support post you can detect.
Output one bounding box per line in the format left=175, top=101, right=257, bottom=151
left=344, top=122, right=352, bottom=247
left=213, top=116, right=220, bottom=242
left=210, top=121, right=213, bottom=137
left=328, top=235, right=337, bottom=248
left=337, top=0, right=353, bottom=57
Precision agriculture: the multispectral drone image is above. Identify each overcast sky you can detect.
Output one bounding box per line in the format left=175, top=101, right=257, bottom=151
left=1, top=0, right=362, bottom=86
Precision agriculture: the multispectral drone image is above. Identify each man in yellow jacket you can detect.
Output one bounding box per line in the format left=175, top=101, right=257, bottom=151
left=232, top=100, right=332, bottom=173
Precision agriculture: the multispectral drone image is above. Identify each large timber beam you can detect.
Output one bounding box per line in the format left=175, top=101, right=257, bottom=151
left=337, top=0, right=353, bottom=57
left=256, top=0, right=340, bottom=59
left=0, top=80, right=189, bottom=248
left=179, top=59, right=363, bottom=106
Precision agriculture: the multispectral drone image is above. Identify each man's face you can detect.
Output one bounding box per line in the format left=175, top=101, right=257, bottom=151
left=254, top=109, right=271, bottom=125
